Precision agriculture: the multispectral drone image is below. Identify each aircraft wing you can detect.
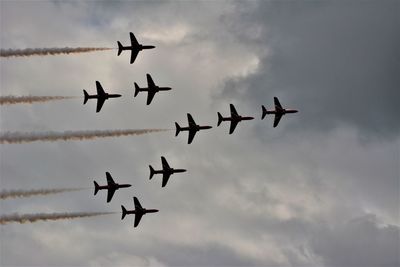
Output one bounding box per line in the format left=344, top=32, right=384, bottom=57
left=96, top=98, right=106, bottom=113
left=106, top=172, right=116, bottom=186
left=130, top=32, right=139, bottom=46
left=96, top=81, right=106, bottom=96
left=146, top=74, right=156, bottom=88
left=106, top=187, right=116, bottom=203
left=162, top=173, right=171, bottom=187
left=130, top=50, right=139, bottom=64
left=95, top=81, right=107, bottom=112
left=229, top=120, right=239, bottom=134
left=146, top=91, right=156, bottom=105
left=188, top=128, right=197, bottom=144
left=273, top=113, right=283, bottom=128
left=274, top=97, right=283, bottom=111
left=161, top=156, right=170, bottom=170
left=134, top=212, right=143, bottom=227
left=230, top=104, right=239, bottom=118
left=187, top=113, right=196, bottom=127
left=134, top=197, right=143, bottom=210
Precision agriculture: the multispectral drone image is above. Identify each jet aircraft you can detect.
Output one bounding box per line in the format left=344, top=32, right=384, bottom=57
left=83, top=81, right=121, bottom=113
left=93, top=172, right=131, bottom=203
left=217, top=104, right=254, bottom=134
left=175, top=113, right=212, bottom=144
left=117, top=32, right=155, bottom=64
left=121, top=197, right=159, bottom=227
left=262, top=97, right=298, bottom=127
left=134, top=74, right=172, bottom=105
left=149, top=156, right=187, bottom=187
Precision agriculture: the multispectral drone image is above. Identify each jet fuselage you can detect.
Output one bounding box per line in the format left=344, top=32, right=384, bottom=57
left=124, top=208, right=159, bottom=216
left=153, top=168, right=186, bottom=175
left=268, top=109, right=298, bottom=115
left=221, top=116, right=254, bottom=122
left=140, top=45, right=156, bottom=50
left=86, top=93, right=122, bottom=100
left=178, top=125, right=212, bottom=134
left=120, top=44, right=155, bottom=52
left=170, top=168, right=187, bottom=174
left=194, top=125, right=213, bottom=131
left=142, top=86, right=172, bottom=93
left=97, top=183, right=131, bottom=191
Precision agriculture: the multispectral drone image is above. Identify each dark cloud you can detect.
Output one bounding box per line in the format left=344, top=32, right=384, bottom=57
left=221, top=1, right=400, bottom=139
left=311, top=214, right=400, bottom=267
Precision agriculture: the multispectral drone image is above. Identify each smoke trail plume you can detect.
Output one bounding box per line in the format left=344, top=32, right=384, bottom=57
left=0, top=129, right=168, bottom=144
left=0, top=96, right=76, bottom=105
left=0, top=212, right=115, bottom=225
left=0, top=47, right=112, bottom=58
left=0, top=188, right=84, bottom=200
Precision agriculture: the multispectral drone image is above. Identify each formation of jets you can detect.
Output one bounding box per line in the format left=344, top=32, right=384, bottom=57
left=89, top=32, right=299, bottom=228
left=93, top=156, right=186, bottom=226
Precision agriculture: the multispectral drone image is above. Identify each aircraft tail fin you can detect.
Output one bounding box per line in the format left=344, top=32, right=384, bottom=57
left=93, top=181, right=99, bottom=195
left=121, top=205, right=127, bottom=220
left=83, top=90, right=89, bottom=105
left=149, top=165, right=155, bottom=180
left=134, top=83, right=140, bottom=97
left=217, top=112, right=223, bottom=126
left=261, top=105, right=268, bottom=120
left=175, top=122, right=181, bottom=137
left=117, top=41, right=123, bottom=56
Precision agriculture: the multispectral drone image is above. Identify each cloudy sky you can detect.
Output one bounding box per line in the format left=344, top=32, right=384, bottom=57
left=0, top=1, right=399, bottom=266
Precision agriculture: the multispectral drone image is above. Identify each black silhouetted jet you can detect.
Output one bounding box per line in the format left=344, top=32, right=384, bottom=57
left=134, top=74, right=172, bottom=105
left=262, top=97, right=298, bottom=127
left=217, top=104, right=254, bottom=134
left=175, top=113, right=212, bottom=144
left=117, top=32, right=155, bottom=64
left=83, top=81, right=121, bottom=113
left=121, top=197, right=159, bottom=227
left=93, top=172, right=131, bottom=203
left=149, top=156, right=187, bottom=187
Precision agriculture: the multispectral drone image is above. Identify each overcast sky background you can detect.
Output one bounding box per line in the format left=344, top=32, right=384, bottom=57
left=0, top=1, right=399, bottom=266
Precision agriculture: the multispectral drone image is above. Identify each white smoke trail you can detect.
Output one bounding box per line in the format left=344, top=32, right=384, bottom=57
left=0, top=96, right=76, bottom=105
left=0, top=129, right=168, bottom=144
left=0, top=188, right=85, bottom=200
left=0, top=47, right=112, bottom=57
left=0, top=212, right=115, bottom=225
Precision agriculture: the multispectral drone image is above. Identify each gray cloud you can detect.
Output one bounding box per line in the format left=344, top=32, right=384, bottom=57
left=311, top=214, right=400, bottom=267
left=221, top=1, right=400, bottom=139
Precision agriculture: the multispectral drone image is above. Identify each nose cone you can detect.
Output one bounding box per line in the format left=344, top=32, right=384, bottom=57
left=149, top=46, right=156, bottom=49
left=248, top=116, right=255, bottom=120
left=205, top=126, right=213, bottom=130
left=293, top=110, right=299, bottom=113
